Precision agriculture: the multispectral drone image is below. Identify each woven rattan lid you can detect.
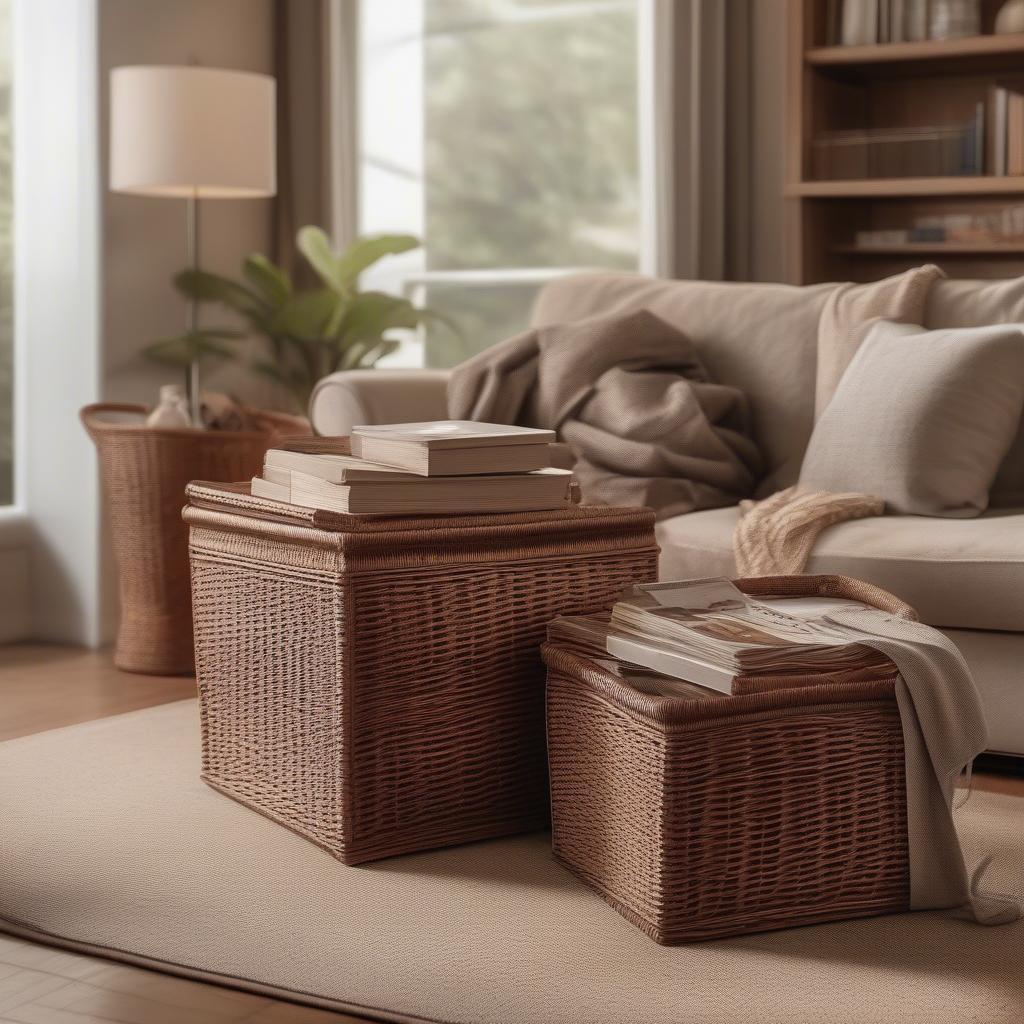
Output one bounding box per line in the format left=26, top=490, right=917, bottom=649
left=184, top=480, right=656, bottom=536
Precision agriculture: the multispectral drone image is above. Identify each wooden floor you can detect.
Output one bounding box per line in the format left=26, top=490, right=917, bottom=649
left=0, top=644, right=366, bottom=1024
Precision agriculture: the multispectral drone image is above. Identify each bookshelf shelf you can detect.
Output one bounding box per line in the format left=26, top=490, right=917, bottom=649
left=832, top=242, right=1024, bottom=255
left=786, top=1, right=1024, bottom=283
left=789, top=176, right=1024, bottom=198
left=806, top=33, right=1024, bottom=75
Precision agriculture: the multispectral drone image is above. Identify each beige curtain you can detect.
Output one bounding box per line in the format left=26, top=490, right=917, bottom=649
left=273, top=0, right=358, bottom=283
left=664, top=0, right=758, bottom=282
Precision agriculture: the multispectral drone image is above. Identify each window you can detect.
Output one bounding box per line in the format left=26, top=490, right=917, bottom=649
left=0, top=0, right=11, bottom=505
left=359, top=0, right=649, bottom=368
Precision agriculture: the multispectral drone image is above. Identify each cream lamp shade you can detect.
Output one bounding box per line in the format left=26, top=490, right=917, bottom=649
left=110, top=66, right=276, bottom=198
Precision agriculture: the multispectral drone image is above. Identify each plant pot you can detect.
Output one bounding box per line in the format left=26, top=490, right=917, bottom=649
left=82, top=403, right=310, bottom=675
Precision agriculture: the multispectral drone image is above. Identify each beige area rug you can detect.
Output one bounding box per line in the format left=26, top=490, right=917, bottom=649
left=1, top=701, right=1022, bottom=1024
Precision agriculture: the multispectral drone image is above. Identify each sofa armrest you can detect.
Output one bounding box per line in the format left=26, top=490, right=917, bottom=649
left=309, top=369, right=451, bottom=435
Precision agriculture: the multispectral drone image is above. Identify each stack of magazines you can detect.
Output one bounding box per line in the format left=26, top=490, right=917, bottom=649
left=251, top=420, right=576, bottom=515
left=550, top=577, right=893, bottom=698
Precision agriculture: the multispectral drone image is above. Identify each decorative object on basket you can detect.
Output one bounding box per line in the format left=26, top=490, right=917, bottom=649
left=173, top=228, right=457, bottom=413
left=145, top=384, right=191, bottom=428
left=447, top=308, right=761, bottom=518
left=184, top=480, right=658, bottom=864
left=82, top=403, right=309, bottom=675
left=109, top=65, right=276, bottom=426
left=543, top=574, right=915, bottom=945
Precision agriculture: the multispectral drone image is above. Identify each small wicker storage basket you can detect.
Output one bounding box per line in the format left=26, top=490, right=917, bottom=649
left=83, top=404, right=308, bottom=675
left=543, top=574, right=916, bottom=945
left=185, top=482, right=659, bottom=864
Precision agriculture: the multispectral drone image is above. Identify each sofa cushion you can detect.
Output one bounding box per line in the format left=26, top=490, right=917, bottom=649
left=799, top=320, right=1024, bottom=517
left=532, top=273, right=835, bottom=494
left=657, top=506, right=1024, bottom=632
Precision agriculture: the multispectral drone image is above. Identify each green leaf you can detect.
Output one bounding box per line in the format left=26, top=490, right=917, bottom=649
left=296, top=227, right=421, bottom=292
left=250, top=359, right=287, bottom=384
left=338, top=338, right=375, bottom=371
left=296, top=226, right=343, bottom=291
left=332, top=234, right=420, bottom=289
left=358, top=338, right=401, bottom=367
left=174, top=270, right=266, bottom=317
left=142, top=330, right=242, bottom=368
left=337, top=290, right=423, bottom=344
left=268, top=288, right=342, bottom=341
left=243, top=254, right=291, bottom=307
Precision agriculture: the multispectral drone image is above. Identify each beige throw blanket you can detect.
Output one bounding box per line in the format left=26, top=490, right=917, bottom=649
left=826, top=608, right=1019, bottom=925
left=734, top=487, right=883, bottom=575
left=448, top=308, right=761, bottom=519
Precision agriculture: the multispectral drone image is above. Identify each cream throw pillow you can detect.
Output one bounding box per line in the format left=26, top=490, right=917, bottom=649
left=799, top=320, right=1024, bottom=517
left=815, top=264, right=945, bottom=419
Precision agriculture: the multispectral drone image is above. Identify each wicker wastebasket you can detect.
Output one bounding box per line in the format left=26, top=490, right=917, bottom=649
left=184, top=481, right=659, bottom=864
left=82, top=404, right=308, bottom=675
left=544, top=574, right=916, bottom=944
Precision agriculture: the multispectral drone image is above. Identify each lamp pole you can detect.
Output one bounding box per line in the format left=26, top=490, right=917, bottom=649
left=185, top=188, right=201, bottom=427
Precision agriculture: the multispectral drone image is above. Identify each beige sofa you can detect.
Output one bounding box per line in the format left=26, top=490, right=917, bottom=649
left=310, top=272, right=1024, bottom=757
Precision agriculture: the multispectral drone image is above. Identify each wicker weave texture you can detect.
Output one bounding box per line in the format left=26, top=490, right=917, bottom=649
left=188, top=495, right=658, bottom=864
left=82, top=404, right=308, bottom=675
left=544, top=574, right=911, bottom=944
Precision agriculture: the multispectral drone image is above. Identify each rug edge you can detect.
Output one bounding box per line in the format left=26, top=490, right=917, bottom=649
left=0, top=915, right=443, bottom=1024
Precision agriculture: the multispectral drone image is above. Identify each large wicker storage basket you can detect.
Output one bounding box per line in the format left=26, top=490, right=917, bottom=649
left=184, top=482, right=659, bottom=865
left=543, top=574, right=916, bottom=945
left=82, top=404, right=308, bottom=675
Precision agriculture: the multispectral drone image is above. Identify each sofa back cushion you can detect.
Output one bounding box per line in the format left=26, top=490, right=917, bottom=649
left=532, top=273, right=834, bottom=494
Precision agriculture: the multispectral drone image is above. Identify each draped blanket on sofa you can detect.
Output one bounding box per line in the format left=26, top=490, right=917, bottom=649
left=448, top=308, right=762, bottom=520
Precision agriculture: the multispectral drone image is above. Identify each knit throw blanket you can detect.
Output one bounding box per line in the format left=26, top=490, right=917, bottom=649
left=734, top=486, right=883, bottom=575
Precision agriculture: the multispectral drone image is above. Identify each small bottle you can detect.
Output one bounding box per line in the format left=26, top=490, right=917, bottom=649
left=146, top=384, right=192, bottom=428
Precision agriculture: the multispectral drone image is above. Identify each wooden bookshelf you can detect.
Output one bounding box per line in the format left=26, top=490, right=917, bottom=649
left=787, top=0, right=1024, bottom=283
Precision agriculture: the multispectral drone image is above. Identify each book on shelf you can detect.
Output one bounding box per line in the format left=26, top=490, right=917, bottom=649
left=562, top=577, right=895, bottom=698
left=985, top=81, right=1024, bottom=176
left=812, top=103, right=984, bottom=180
left=831, top=0, right=972, bottom=45
left=349, top=420, right=556, bottom=476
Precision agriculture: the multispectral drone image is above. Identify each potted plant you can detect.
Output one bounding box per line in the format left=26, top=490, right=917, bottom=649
left=165, top=227, right=452, bottom=412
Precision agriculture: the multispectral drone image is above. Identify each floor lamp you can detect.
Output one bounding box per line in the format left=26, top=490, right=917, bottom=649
left=109, top=65, right=276, bottom=427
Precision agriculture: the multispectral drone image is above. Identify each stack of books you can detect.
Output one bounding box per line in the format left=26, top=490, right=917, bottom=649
left=551, top=577, right=892, bottom=697
left=986, top=83, right=1024, bottom=176
left=812, top=105, right=984, bottom=180
left=828, top=0, right=977, bottom=46
left=251, top=420, right=576, bottom=515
